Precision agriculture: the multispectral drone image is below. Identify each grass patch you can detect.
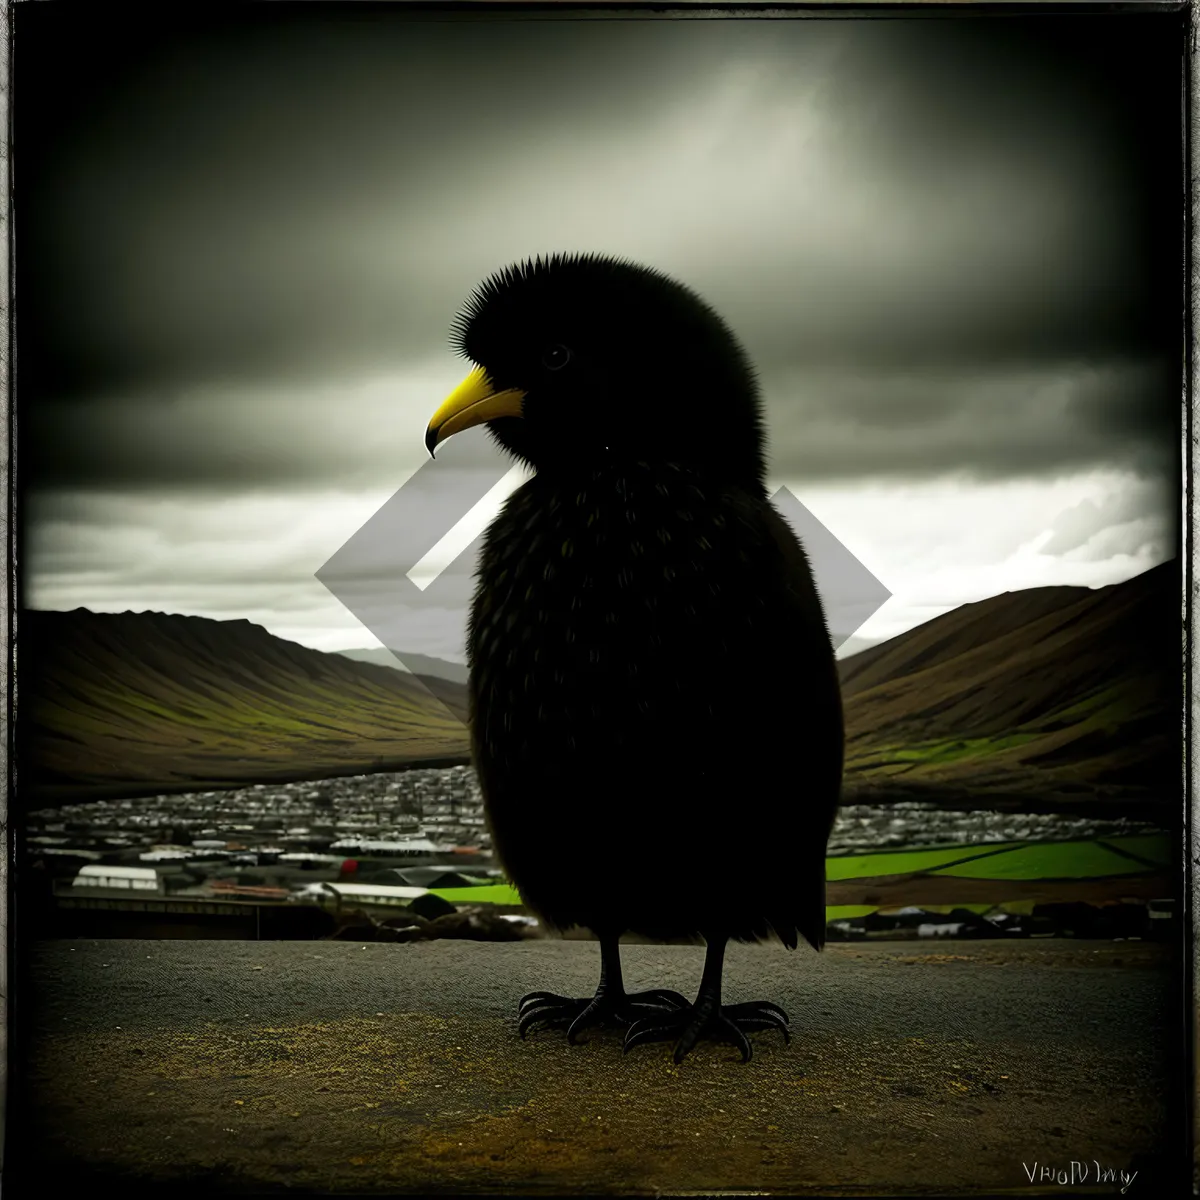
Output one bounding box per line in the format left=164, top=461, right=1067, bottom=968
left=429, top=883, right=524, bottom=906
left=826, top=905, right=879, bottom=920
left=825, top=843, right=1021, bottom=881
left=929, top=836, right=1168, bottom=880
left=1031, top=683, right=1137, bottom=727
left=845, top=733, right=1042, bottom=776
left=886, top=734, right=1040, bottom=765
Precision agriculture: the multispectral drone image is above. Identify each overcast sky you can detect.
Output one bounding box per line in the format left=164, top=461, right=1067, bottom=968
left=18, top=8, right=1184, bottom=663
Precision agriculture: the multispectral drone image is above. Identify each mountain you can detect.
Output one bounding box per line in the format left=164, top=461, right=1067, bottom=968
left=20, top=608, right=471, bottom=804
left=337, top=647, right=469, bottom=686
left=836, top=559, right=1180, bottom=817
left=834, top=633, right=884, bottom=661
left=21, top=560, right=1180, bottom=816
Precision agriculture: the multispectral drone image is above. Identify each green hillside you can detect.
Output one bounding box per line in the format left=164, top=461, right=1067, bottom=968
left=22, top=608, right=471, bottom=802
left=838, top=560, right=1179, bottom=817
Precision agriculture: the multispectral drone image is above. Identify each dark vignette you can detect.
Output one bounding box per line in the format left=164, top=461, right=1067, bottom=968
left=4, top=2, right=1192, bottom=1195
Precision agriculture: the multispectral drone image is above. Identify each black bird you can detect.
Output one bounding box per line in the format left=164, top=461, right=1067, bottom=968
left=425, top=253, right=844, bottom=1063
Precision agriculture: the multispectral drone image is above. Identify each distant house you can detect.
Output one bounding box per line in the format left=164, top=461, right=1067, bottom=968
left=38, top=846, right=102, bottom=861
left=209, top=879, right=291, bottom=901
left=379, top=866, right=480, bottom=890
left=138, top=848, right=192, bottom=862
left=72, top=865, right=163, bottom=893
left=296, top=882, right=431, bottom=909
left=330, top=837, right=441, bottom=856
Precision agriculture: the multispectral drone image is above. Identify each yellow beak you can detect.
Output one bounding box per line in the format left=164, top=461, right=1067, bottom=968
left=424, top=366, right=526, bottom=457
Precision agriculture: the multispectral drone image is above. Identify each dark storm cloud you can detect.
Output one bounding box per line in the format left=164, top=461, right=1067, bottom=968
left=17, top=11, right=762, bottom=397
left=765, top=357, right=1179, bottom=483
left=23, top=378, right=444, bottom=494
left=26, top=354, right=1178, bottom=494
left=16, top=7, right=1183, bottom=491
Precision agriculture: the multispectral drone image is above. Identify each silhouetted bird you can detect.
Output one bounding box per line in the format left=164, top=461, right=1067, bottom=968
left=425, top=253, right=844, bottom=1063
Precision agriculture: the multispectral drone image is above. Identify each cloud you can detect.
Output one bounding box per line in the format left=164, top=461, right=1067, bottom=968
left=1041, top=480, right=1176, bottom=556
left=1061, top=518, right=1172, bottom=564
left=27, top=465, right=1176, bottom=661
left=784, top=466, right=1176, bottom=646
left=764, top=358, right=1177, bottom=483
left=18, top=14, right=1179, bottom=403
left=16, top=11, right=1181, bottom=651
left=25, top=369, right=449, bottom=493
left=25, top=488, right=392, bottom=594
left=26, top=355, right=1179, bottom=495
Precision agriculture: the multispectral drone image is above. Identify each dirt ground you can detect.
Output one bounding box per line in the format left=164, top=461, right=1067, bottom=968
left=14, top=937, right=1184, bottom=1195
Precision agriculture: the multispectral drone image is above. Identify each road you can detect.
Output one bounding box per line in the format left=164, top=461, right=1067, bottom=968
left=14, top=937, right=1183, bottom=1195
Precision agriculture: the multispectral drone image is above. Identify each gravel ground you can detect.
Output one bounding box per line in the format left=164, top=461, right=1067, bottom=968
left=13, top=936, right=1185, bottom=1195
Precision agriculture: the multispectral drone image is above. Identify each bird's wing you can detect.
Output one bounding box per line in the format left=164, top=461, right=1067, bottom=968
left=718, top=488, right=845, bottom=950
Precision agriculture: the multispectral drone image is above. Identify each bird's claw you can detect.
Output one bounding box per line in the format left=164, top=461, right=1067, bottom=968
left=519, top=990, right=569, bottom=1012
left=517, top=988, right=689, bottom=1042
left=624, top=999, right=790, bottom=1063
left=629, top=988, right=691, bottom=1010
left=725, top=999, right=790, bottom=1030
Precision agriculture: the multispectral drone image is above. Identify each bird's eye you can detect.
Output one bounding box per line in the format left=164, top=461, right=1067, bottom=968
left=541, top=344, right=572, bottom=371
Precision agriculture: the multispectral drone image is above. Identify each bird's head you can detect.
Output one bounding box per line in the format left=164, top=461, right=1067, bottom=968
left=424, top=253, right=767, bottom=488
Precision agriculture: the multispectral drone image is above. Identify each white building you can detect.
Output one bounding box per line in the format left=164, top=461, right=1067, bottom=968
left=72, top=865, right=163, bottom=893
left=330, top=837, right=441, bottom=856
left=293, top=882, right=430, bottom=908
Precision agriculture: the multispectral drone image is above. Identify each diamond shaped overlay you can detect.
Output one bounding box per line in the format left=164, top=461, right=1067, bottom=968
left=768, top=486, right=891, bottom=651
left=316, top=433, right=511, bottom=721
left=318, top=441, right=890, bottom=726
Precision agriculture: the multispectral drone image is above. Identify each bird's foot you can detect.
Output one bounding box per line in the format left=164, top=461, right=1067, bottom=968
left=624, top=998, right=789, bottom=1063
left=518, top=988, right=689, bottom=1043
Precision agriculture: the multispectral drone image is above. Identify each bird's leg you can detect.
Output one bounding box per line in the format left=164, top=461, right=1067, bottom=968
left=519, top=932, right=689, bottom=1043
left=623, top=934, right=790, bottom=1063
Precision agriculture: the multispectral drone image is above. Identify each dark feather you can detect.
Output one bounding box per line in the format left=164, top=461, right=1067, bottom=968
left=454, top=254, right=843, bottom=952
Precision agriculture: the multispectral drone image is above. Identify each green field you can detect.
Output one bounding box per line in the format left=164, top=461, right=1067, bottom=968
left=428, top=834, right=1171, bottom=917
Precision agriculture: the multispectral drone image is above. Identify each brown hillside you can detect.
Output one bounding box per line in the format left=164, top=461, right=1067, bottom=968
left=837, top=560, right=1181, bottom=816
left=19, top=561, right=1181, bottom=816
left=20, top=608, right=471, bottom=804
